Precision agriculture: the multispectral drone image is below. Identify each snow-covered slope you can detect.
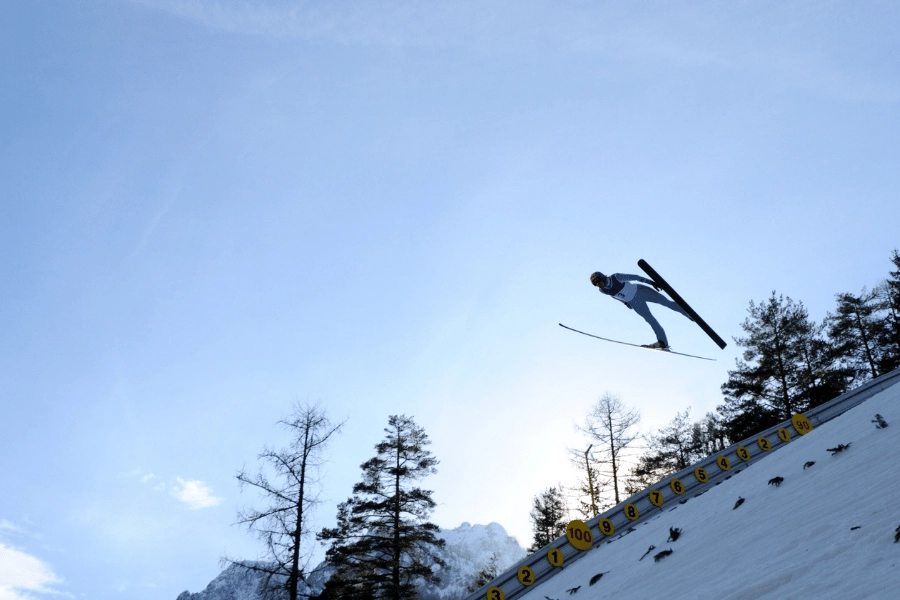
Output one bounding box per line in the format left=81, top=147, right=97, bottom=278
left=515, top=379, right=900, bottom=600
left=176, top=522, right=525, bottom=600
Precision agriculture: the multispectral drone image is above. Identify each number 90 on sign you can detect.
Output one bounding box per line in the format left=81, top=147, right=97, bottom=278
left=566, top=519, right=594, bottom=550
left=598, top=518, right=615, bottom=536
left=791, top=413, right=814, bottom=435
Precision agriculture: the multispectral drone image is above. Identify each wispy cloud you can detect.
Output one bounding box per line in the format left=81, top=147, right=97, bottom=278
left=125, top=0, right=900, bottom=103
left=170, top=479, right=222, bottom=510
left=0, top=544, right=63, bottom=600
left=0, top=520, right=23, bottom=534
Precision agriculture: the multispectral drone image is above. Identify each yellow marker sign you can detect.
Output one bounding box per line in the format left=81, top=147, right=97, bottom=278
left=598, top=518, right=615, bottom=536
left=648, top=489, right=665, bottom=506
left=736, top=446, right=751, bottom=461
left=486, top=587, right=505, bottom=600
left=694, top=467, right=709, bottom=483
left=566, top=519, right=594, bottom=550
left=547, top=547, right=564, bottom=567
left=758, top=436, right=772, bottom=451
left=517, top=566, right=535, bottom=586
left=670, top=478, right=686, bottom=495
left=777, top=427, right=791, bottom=442
left=624, top=503, right=640, bottom=521
left=792, top=413, right=814, bottom=435
left=716, top=455, right=731, bottom=470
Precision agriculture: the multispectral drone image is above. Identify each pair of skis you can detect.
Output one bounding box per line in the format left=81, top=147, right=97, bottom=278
left=561, top=259, right=726, bottom=361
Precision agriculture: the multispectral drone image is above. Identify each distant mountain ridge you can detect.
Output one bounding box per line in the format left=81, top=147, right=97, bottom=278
left=176, top=522, right=525, bottom=600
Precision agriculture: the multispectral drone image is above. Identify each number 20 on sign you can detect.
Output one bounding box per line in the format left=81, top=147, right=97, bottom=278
left=517, top=566, right=535, bottom=586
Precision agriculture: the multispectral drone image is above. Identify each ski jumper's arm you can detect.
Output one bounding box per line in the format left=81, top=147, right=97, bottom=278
left=613, top=273, right=655, bottom=286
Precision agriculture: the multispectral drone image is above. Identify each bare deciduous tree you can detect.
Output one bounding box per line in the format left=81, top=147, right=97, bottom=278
left=576, top=393, right=640, bottom=506
left=227, top=402, right=344, bottom=600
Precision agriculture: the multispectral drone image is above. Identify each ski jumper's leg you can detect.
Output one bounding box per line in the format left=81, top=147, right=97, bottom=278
left=642, top=287, right=692, bottom=320
left=629, top=288, right=669, bottom=345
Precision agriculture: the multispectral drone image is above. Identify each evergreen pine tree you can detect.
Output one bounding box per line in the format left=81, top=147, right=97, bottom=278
left=876, top=249, right=900, bottom=373
left=635, top=409, right=703, bottom=480
left=317, top=415, right=445, bottom=600
left=528, top=486, right=568, bottom=552
left=717, top=293, right=848, bottom=441
left=826, top=288, right=887, bottom=381
left=466, top=553, right=499, bottom=593
left=697, top=412, right=728, bottom=455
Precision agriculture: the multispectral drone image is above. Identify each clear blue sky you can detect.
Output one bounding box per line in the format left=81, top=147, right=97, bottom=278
left=2, top=1, right=898, bottom=598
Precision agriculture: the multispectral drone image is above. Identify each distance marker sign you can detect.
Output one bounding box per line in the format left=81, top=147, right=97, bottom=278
left=566, top=519, right=594, bottom=550
left=598, top=518, right=615, bottom=536
left=792, top=413, right=814, bottom=435
left=486, top=587, right=505, bottom=600
left=517, top=566, right=535, bottom=586
left=547, top=548, right=564, bottom=567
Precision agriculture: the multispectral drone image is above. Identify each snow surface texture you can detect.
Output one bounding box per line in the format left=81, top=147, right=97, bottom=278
left=517, top=380, right=900, bottom=600
left=176, top=522, right=525, bottom=600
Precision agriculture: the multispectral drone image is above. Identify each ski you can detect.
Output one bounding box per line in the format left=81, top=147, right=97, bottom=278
left=559, top=324, right=716, bottom=361
left=637, top=259, right=727, bottom=350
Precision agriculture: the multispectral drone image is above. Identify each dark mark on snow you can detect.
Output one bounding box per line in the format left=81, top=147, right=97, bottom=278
left=654, top=549, right=673, bottom=562
left=827, top=443, right=852, bottom=455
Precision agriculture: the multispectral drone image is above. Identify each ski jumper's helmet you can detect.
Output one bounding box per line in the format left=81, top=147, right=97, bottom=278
left=590, top=272, right=608, bottom=287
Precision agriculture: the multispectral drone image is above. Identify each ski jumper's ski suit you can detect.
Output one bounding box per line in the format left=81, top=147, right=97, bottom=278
left=598, top=273, right=691, bottom=346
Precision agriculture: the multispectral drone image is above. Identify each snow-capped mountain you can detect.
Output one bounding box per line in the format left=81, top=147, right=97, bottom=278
left=176, top=522, right=525, bottom=600
left=422, top=522, right=527, bottom=599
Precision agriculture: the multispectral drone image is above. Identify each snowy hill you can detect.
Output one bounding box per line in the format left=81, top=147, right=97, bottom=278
left=176, top=522, right=525, bottom=600
left=505, top=377, right=900, bottom=600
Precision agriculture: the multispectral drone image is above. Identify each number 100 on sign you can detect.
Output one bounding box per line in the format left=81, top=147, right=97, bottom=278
left=566, top=520, right=594, bottom=550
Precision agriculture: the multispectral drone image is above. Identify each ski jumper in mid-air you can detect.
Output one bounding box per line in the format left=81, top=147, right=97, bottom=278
left=590, top=271, right=692, bottom=349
